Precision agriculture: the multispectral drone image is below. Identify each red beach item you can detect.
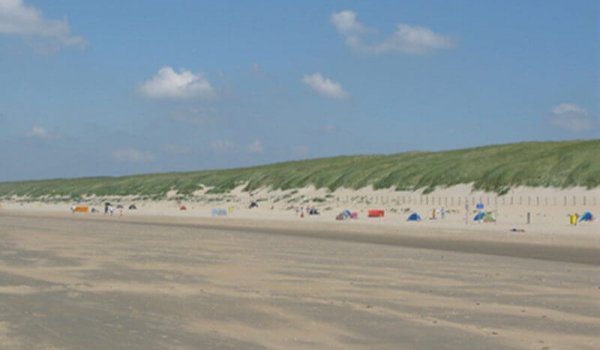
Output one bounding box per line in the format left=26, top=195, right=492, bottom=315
left=368, top=209, right=385, bottom=218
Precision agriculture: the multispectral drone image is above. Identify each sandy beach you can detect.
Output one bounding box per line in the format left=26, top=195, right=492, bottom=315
left=0, top=208, right=599, bottom=349
left=2, top=0, right=597, bottom=348
left=2, top=184, right=599, bottom=234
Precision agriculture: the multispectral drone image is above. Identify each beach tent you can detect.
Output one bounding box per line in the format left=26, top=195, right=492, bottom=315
left=407, top=213, right=421, bottom=221
left=474, top=212, right=495, bottom=222
left=473, top=212, right=485, bottom=221
left=336, top=209, right=355, bottom=221
left=211, top=208, right=227, bottom=217
left=579, top=212, right=594, bottom=222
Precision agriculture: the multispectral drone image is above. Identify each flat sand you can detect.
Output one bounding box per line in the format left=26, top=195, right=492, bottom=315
left=3, top=184, right=599, bottom=236
left=0, top=211, right=599, bottom=349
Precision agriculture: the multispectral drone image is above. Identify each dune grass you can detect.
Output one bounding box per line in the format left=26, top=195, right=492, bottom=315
left=1, top=140, right=598, bottom=199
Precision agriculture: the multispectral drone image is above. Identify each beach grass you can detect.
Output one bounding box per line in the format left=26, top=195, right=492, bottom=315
left=1, top=140, right=598, bottom=199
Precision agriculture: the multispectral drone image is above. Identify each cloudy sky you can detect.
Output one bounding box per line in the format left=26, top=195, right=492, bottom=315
left=0, top=0, right=598, bottom=181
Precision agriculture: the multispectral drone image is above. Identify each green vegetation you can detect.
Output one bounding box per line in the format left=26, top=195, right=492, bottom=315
left=1, top=140, right=598, bottom=199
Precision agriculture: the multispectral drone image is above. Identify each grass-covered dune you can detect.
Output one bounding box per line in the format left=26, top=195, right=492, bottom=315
left=1, top=140, right=598, bottom=199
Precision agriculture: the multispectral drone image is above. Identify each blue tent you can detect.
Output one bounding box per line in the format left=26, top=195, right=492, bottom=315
left=579, top=212, right=594, bottom=222
left=473, top=212, right=485, bottom=221
left=211, top=208, right=227, bottom=217
left=407, top=213, right=421, bottom=221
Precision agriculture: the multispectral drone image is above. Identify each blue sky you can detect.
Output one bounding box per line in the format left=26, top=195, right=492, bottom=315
left=0, top=0, right=598, bottom=181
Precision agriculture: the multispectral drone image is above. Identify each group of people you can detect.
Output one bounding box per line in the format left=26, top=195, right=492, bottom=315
left=104, top=203, right=114, bottom=215
left=70, top=202, right=138, bottom=215
left=297, top=206, right=320, bottom=218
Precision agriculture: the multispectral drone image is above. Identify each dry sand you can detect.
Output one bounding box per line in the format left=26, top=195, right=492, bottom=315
left=2, top=184, right=599, bottom=235
left=0, top=209, right=599, bottom=349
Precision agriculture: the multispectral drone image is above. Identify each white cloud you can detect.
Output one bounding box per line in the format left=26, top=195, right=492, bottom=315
left=302, top=73, right=349, bottom=99
left=0, top=0, right=87, bottom=51
left=331, top=10, right=367, bottom=36
left=331, top=10, right=454, bottom=55
left=209, top=139, right=234, bottom=153
left=139, top=66, right=215, bottom=99
left=112, top=148, right=154, bottom=163
left=26, top=126, right=59, bottom=140
left=550, top=103, right=597, bottom=132
left=246, top=139, right=264, bottom=154
left=371, top=24, right=454, bottom=54
left=552, top=103, right=587, bottom=115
